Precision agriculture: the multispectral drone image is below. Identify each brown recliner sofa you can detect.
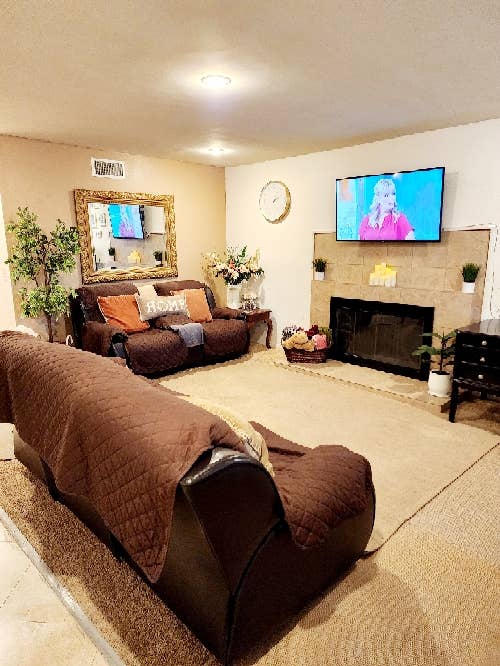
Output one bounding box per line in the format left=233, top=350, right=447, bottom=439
left=1, top=333, right=375, bottom=665
left=70, top=279, right=250, bottom=375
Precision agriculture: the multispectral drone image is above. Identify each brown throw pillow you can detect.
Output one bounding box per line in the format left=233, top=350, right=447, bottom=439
left=135, top=293, right=188, bottom=321
left=173, top=288, right=212, bottom=323
left=97, top=295, right=149, bottom=333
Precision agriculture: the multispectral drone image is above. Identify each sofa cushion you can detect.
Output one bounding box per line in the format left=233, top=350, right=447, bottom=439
left=202, top=319, right=249, bottom=358
left=77, top=282, right=138, bottom=322
left=97, top=295, right=149, bottom=333
left=135, top=294, right=188, bottom=321
left=124, top=328, right=188, bottom=374
left=154, top=313, right=192, bottom=328
left=175, top=289, right=212, bottom=323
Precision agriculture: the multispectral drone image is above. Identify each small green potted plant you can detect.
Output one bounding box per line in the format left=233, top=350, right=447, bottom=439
left=412, top=329, right=457, bottom=397
left=153, top=249, right=163, bottom=266
left=461, top=263, right=480, bottom=294
left=108, top=246, right=116, bottom=262
left=312, top=257, right=327, bottom=280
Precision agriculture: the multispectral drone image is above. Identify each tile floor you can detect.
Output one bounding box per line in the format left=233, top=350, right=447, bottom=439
left=0, top=519, right=111, bottom=666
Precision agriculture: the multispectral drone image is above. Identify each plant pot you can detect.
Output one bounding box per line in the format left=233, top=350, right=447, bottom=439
left=155, top=261, right=162, bottom=267
left=428, top=370, right=452, bottom=397
left=314, top=271, right=325, bottom=281
left=461, top=281, right=475, bottom=294
left=226, top=284, right=242, bottom=309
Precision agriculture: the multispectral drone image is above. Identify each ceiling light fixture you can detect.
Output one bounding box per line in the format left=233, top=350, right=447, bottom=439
left=207, top=147, right=225, bottom=155
left=201, top=74, right=231, bottom=88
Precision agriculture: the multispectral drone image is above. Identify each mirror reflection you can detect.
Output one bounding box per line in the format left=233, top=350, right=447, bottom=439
left=88, top=202, right=167, bottom=271
left=74, top=189, right=177, bottom=284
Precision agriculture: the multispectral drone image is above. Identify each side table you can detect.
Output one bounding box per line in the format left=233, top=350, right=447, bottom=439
left=240, top=309, right=273, bottom=348
left=449, top=319, right=500, bottom=422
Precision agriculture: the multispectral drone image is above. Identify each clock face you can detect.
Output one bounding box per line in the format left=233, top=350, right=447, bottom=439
left=259, top=181, right=291, bottom=223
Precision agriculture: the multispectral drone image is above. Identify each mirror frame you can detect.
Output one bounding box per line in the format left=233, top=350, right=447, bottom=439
left=74, top=189, right=178, bottom=284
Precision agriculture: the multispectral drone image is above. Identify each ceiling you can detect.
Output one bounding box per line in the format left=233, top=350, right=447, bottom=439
left=2, top=1, right=500, bottom=167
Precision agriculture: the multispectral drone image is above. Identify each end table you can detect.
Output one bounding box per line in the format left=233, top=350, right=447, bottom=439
left=240, top=309, right=272, bottom=348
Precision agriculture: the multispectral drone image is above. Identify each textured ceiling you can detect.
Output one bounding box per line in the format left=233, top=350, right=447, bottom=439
left=2, top=0, right=500, bottom=166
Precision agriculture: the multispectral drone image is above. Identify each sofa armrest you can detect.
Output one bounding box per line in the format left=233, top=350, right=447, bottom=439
left=81, top=321, right=127, bottom=357
left=180, top=448, right=283, bottom=591
left=211, top=306, right=243, bottom=320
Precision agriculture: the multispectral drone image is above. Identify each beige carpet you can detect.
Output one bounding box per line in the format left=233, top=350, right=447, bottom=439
left=160, top=351, right=499, bottom=551
left=0, top=446, right=498, bottom=665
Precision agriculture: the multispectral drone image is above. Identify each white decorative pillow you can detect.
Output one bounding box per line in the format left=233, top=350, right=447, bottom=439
left=179, top=395, right=274, bottom=476
left=135, top=294, right=189, bottom=321
left=134, top=283, right=158, bottom=300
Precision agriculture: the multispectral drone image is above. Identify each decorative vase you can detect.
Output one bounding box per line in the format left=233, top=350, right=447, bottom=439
left=461, top=281, right=475, bottom=294
left=314, top=271, right=325, bottom=281
left=226, top=284, right=242, bottom=309
left=428, top=371, right=452, bottom=397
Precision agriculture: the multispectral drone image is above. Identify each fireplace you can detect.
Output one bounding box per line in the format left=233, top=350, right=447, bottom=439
left=329, top=297, right=434, bottom=379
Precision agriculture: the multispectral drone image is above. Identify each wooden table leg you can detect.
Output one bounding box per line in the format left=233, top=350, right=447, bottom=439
left=265, top=317, right=273, bottom=348
left=449, top=381, right=459, bottom=423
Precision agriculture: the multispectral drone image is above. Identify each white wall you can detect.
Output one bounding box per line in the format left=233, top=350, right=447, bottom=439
left=0, top=195, right=16, bottom=330
left=226, top=119, right=500, bottom=345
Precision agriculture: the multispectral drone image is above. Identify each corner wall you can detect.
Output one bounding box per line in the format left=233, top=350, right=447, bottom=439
left=0, top=135, right=226, bottom=334
left=226, top=119, right=500, bottom=346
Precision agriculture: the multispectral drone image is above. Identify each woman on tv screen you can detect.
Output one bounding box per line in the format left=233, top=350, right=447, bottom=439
left=358, top=178, right=415, bottom=241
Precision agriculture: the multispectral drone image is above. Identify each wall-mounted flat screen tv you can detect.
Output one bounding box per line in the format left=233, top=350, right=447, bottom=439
left=336, top=166, right=445, bottom=242
left=109, top=204, right=145, bottom=240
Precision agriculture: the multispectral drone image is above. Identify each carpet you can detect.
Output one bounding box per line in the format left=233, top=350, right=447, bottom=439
left=0, top=446, right=498, bottom=665
left=160, top=351, right=499, bottom=551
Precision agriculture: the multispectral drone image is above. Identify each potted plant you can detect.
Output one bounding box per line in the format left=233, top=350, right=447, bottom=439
left=312, top=257, right=327, bottom=280
left=153, top=249, right=163, bottom=266
left=5, top=207, right=80, bottom=342
left=461, top=263, right=480, bottom=294
left=412, top=329, right=457, bottom=397
left=108, top=246, right=116, bottom=264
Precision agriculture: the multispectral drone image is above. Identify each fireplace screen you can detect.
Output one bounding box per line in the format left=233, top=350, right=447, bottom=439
left=330, top=297, right=434, bottom=379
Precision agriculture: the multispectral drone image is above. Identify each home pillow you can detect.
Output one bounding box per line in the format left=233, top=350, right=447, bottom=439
left=179, top=395, right=273, bottom=476
left=173, top=288, right=212, bottom=323
left=135, top=294, right=189, bottom=321
left=97, top=295, right=149, bottom=333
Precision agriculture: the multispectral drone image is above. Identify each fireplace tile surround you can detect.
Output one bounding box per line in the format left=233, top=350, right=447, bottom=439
left=311, top=230, right=489, bottom=341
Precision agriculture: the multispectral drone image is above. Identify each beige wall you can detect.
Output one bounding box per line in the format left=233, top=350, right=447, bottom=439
left=0, top=135, right=226, bottom=335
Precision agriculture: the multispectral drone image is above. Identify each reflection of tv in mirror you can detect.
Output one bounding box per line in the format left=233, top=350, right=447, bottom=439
left=336, top=167, right=444, bottom=242
left=109, top=204, right=145, bottom=240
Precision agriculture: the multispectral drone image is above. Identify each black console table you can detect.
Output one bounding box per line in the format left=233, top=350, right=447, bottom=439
left=449, top=319, right=500, bottom=422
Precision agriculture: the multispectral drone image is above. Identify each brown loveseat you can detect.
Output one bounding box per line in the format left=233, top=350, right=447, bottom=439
left=0, top=333, right=375, bottom=664
left=70, top=279, right=250, bottom=375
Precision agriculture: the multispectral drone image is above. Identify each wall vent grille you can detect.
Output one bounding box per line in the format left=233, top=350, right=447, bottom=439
left=91, top=158, right=125, bottom=179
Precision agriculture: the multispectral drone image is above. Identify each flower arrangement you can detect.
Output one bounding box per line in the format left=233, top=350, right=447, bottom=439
left=281, top=324, right=332, bottom=351
left=204, top=246, right=264, bottom=286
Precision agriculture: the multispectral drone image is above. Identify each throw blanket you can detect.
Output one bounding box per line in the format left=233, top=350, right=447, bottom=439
left=0, top=333, right=245, bottom=583
left=169, top=322, right=204, bottom=347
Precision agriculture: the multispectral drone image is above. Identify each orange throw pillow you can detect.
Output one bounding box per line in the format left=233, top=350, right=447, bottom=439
left=97, top=294, right=149, bottom=333
left=173, top=288, right=212, bottom=323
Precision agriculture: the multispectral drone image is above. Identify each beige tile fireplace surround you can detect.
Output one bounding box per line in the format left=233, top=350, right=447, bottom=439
left=311, top=230, right=489, bottom=337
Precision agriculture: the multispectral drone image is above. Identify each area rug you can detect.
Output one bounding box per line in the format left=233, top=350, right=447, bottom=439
left=160, top=351, right=499, bottom=551
left=0, top=446, right=498, bottom=666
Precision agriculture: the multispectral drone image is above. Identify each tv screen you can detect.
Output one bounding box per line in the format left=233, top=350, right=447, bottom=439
left=336, top=166, right=444, bottom=242
left=109, top=204, right=145, bottom=240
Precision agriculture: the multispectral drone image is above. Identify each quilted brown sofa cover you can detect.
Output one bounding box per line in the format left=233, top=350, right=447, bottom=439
left=71, top=279, right=250, bottom=374
left=2, top=334, right=376, bottom=664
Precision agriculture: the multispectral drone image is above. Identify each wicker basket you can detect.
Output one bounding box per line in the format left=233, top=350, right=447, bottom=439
left=283, top=346, right=330, bottom=364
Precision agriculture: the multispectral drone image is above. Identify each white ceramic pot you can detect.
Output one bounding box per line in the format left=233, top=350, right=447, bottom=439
left=314, top=271, right=325, bottom=281
left=155, top=260, right=162, bottom=266
left=461, top=281, right=475, bottom=294
left=428, top=370, right=452, bottom=397
left=226, top=284, right=242, bottom=309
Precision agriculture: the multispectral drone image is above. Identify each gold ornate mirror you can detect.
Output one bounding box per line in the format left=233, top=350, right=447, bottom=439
left=74, top=189, right=178, bottom=284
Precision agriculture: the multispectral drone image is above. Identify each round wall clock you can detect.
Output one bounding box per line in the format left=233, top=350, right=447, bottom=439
left=259, top=180, right=291, bottom=223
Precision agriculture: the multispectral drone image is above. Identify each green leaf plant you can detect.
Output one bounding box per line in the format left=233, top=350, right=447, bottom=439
left=5, top=207, right=80, bottom=342
left=412, top=329, right=457, bottom=374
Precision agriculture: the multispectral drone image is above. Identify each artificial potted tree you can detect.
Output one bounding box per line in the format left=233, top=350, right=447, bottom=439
left=461, top=263, right=480, bottom=294
left=153, top=249, right=163, bottom=266
left=412, top=329, right=457, bottom=397
left=313, top=257, right=327, bottom=280
left=5, top=207, right=80, bottom=343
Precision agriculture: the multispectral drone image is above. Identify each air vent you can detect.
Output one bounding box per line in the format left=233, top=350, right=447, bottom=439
left=91, top=157, right=125, bottom=179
